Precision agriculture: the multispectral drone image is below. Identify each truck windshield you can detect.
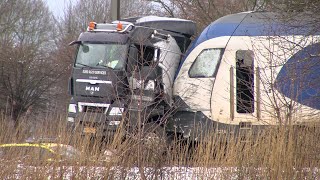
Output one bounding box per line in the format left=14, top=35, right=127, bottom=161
left=75, top=43, right=127, bottom=70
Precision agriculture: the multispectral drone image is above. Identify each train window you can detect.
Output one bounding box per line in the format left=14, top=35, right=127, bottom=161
left=189, top=48, right=223, bottom=78
left=236, top=50, right=254, bottom=113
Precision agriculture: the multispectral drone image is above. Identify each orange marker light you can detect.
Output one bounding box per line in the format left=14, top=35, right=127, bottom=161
left=88, top=22, right=96, bottom=30
left=116, top=22, right=123, bottom=31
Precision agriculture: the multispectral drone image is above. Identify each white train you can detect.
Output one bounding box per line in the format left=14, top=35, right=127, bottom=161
left=166, top=11, right=320, bottom=140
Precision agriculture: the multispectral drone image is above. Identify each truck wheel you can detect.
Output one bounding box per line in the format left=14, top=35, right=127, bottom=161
left=141, top=123, right=168, bottom=156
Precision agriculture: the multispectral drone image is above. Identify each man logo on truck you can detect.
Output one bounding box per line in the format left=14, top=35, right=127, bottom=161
left=85, top=86, right=100, bottom=92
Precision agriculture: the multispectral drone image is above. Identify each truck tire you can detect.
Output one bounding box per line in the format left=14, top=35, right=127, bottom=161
left=141, top=123, right=168, bottom=156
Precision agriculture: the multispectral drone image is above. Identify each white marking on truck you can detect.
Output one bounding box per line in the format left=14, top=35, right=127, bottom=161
left=76, top=79, right=112, bottom=84
left=85, top=86, right=100, bottom=91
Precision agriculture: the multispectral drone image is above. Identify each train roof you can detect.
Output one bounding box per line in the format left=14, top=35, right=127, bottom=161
left=191, top=11, right=319, bottom=50
left=175, top=11, right=320, bottom=80
left=186, top=11, right=319, bottom=56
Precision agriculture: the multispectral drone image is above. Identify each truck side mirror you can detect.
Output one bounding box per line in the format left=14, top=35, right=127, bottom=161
left=69, top=41, right=81, bottom=46
left=68, top=78, right=74, bottom=96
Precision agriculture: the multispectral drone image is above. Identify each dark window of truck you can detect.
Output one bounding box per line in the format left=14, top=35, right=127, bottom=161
left=138, top=45, right=155, bottom=67
left=128, top=45, right=156, bottom=69
left=236, top=50, right=254, bottom=113
left=189, top=48, right=223, bottom=78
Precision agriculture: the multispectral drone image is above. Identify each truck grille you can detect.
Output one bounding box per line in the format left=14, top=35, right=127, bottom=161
left=83, top=106, right=107, bottom=113
left=78, top=102, right=110, bottom=114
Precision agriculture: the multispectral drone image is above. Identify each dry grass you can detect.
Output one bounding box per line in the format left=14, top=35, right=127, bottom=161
left=0, top=114, right=320, bottom=179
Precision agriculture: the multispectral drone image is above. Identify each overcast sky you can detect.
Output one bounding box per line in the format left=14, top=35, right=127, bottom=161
left=45, top=0, right=78, bottom=17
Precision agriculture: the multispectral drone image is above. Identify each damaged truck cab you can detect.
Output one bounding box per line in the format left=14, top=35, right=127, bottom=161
left=67, top=17, right=196, bottom=137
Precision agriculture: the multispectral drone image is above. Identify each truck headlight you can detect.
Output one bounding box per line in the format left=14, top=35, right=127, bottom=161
left=68, top=104, right=77, bottom=113
left=67, top=117, right=75, bottom=123
left=109, top=107, right=124, bottom=115
left=130, top=77, right=155, bottom=90
left=145, top=80, right=155, bottom=90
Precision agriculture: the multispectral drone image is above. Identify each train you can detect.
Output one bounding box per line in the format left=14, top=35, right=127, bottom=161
left=167, top=11, right=320, bottom=140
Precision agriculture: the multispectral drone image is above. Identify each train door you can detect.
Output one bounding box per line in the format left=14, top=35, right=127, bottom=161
left=230, top=49, right=260, bottom=123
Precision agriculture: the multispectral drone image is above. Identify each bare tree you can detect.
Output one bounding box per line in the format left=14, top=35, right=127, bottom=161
left=146, top=0, right=178, bottom=17
left=149, top=0, right=258, bottom=32
left=121, top=0, right=155, bottom=18
left=0, top=0, right=62, bottom=127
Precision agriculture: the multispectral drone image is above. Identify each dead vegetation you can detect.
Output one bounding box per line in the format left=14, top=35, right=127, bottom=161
left=0, top=114, right=319, bottom=179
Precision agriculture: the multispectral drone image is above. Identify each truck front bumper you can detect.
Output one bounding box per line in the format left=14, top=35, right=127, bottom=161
left=67, top=112, right=123, bottom=137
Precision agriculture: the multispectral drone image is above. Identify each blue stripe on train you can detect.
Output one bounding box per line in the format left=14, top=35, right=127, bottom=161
left=275, top=43, right=320, bottom=110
